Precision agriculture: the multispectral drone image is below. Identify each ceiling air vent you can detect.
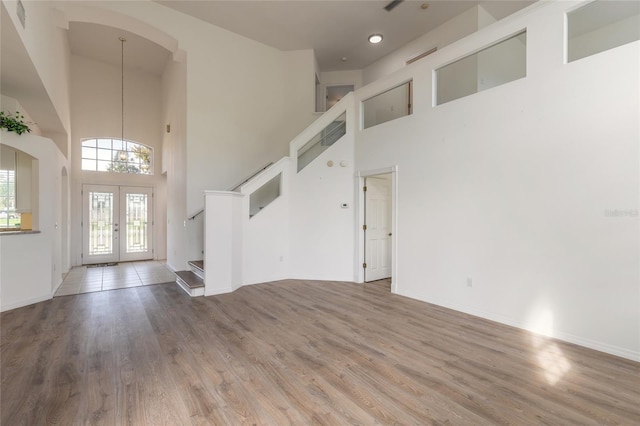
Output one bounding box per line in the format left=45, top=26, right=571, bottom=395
left=384, top=0, right=405, bottom=12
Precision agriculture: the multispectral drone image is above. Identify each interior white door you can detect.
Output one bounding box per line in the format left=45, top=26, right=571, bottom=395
left=83, top=185, right=153, bottom=264
left=365, top=176, right=392, bottom=282
left=83, top=185, right=120, bottom=264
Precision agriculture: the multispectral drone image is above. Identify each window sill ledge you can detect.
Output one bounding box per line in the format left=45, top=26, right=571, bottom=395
left=0, top=230, right=41, bottom=236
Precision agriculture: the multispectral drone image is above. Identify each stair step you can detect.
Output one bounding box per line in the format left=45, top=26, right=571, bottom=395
left=188, top=260, right=204, bottom=273
left=175, top=270, right=204, bottom=288
left=175, top=270, right=205, bottom=297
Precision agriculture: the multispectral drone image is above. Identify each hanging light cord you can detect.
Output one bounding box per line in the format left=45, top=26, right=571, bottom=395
left=119, top=37, right=126, bottom=144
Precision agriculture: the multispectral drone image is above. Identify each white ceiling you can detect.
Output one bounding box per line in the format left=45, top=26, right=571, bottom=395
left=65, top=1, right=533, bottom=75
left=155, top=0, right=533, bottom=71
left=68, top=22, right=172, bottom=76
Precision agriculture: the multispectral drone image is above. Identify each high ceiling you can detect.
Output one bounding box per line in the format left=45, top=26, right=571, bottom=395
left=155, top=0, right=533, bottom=71
left=68, top=22, right=172, bottom=77
left=65, top=1, right=533, bottom=75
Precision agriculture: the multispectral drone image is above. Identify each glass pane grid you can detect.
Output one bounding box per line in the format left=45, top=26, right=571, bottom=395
left=0, top=170, right=19, bottom=228
left=88, top=191, right=114, bottom=256
left=81, top=138, right=153, bottom=175
left=125, top=193, right=148, bottom=253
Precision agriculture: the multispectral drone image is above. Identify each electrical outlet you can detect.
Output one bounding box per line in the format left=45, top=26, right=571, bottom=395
left=466, top=277, right=473, bottom=287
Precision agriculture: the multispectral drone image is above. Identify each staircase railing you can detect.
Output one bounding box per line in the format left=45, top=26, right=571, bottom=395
left=229, top=162, right=274, bottom=192
left=297, top=112, right=347, bottom=172
left=188, top=209, right=204, bottom=221
left=290, top=93, right=354, bottom=173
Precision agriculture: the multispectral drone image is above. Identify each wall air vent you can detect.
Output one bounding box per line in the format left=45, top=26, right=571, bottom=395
left=384, top=0, right=404, bottom=12
left=17, top=0, right=26, bottom=28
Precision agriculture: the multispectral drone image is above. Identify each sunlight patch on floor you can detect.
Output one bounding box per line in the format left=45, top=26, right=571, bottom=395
left=526, top=306, right=572, bottom=386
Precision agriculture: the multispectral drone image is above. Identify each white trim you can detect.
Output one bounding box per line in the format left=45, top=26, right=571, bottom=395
left=355, top=166, right=398, bottom=178
left=204, top=287, right=233, bottom=297
left=203, top=190, right=244, bottom=197
left=1, top=293, right=51, bottom=313
left=432, top=299, right=640, bottom=362
left=355, top=166, right=399, bottom=293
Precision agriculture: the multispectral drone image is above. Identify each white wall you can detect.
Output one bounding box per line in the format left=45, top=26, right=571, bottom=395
left=289, top=98, right=356, bottom=282
left=318, top=69, right=363, bottom=112
left=203, top=191, right=243, bottom=295
left=0, top=95, right=43, bottom=136
left=0, top=131, right=68, bottom=311
left=69, top=54, right=166, bottom=266
left=2, top=0, right=71, bottom=156
left=354, top=1, right=640, bottom=360
left=93, top=2, right=316, bottom=272
left=362, top=2, right=537, bottom=86
left=241, top=158, right=290, bottom=285
left=278, top=50, right=318, bottom=146
left=204, top=101, right=357, bottom=291
left=363, top=6, right=480, bottom=85
left=162, top=56, right=188, bottom=271
left=60, top=1, right=317, bottom=270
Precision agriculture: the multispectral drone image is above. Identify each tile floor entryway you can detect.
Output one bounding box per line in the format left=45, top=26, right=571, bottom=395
left=55, top=260, right=176, bottom=297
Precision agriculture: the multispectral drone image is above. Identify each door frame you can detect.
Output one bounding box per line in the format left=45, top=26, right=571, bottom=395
left=355, top=166, right=398, bottom=293
left=118, top=186, right=154, bottom=262
left=82, top=184, right=154, bottom=265
left=82, top=184, right=121, bottom=265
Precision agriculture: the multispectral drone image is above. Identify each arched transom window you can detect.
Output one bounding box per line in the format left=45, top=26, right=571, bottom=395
left=81, top=138, right=153, bottom=175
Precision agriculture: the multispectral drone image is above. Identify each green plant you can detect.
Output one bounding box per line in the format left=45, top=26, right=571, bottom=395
left=0, top=111, right=31, bottom=135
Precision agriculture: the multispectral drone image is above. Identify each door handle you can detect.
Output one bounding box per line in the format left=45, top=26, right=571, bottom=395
left=388, top=233, right=392, bottom=236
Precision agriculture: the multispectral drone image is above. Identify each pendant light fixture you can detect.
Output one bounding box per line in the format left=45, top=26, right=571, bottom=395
left=119, top=36, right=128, bottom=162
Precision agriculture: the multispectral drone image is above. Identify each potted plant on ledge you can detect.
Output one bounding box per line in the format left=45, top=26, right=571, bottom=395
left=0, top=111, right=31, bottom=135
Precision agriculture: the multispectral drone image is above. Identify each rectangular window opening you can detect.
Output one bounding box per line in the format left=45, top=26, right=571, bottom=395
left=362, top=80, right=413, bottom=130
left=567, top=0, right=640, bottom=63
left=435, top=30, right=526, bottom=106
left=249, top=173, right=281, bottom=218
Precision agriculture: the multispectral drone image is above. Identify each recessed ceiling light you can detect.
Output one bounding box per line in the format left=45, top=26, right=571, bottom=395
left=421, top=3, right=429, bottom=10
left=368, top=34, right=383, bottom=44
left=341, top=56, right=348, bottom=62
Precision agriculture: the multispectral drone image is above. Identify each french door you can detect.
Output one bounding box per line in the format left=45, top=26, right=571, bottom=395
left=82, top=185, right=153, bottom=264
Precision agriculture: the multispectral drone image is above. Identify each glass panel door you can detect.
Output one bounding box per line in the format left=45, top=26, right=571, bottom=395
left=82, top=185, right=153, bottom=264
left=119, top=186, right=153, bottom=262
left=83, top=185, right=120, bottom=264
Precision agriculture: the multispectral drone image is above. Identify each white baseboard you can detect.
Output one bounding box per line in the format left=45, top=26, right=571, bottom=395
left=419, top=296, right=640, bottom=363
left=204, top=286, right=233, bottom=297
left=1, top=293, right=52, bottom=313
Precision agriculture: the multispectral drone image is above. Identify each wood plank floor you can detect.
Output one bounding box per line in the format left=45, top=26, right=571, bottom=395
left=2, top=279, right=639, bottom=425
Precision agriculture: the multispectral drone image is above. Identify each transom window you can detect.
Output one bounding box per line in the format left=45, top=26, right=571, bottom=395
left=81, top=138, right=153, bottom=175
